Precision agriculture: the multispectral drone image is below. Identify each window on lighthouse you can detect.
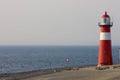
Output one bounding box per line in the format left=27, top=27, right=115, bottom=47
left=102, top=18, right=110, bottom=24
left=101, top=18, right=106, bottom=24
left=103, top=18, right=106, bottom=23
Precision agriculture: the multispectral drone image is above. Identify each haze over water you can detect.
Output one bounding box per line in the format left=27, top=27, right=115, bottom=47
left=0, top=0, right=120, bottom=46
left=0, top=46, right=119, bottom=74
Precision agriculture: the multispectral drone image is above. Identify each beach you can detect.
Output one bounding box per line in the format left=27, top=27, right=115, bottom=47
left=1, top=64, right=120, bottom=80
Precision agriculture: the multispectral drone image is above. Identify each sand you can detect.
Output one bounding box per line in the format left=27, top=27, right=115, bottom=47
left=1, top=64, right=120, bottom=80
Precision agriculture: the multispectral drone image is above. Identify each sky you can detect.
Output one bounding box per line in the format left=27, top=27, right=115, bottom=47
left=0, top=0, right=120, bottom=46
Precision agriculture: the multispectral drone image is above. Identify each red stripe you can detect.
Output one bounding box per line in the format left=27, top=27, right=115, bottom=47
left=98, top=40, right=113, bottom=66
left=100, top=26, right=110, bottom=32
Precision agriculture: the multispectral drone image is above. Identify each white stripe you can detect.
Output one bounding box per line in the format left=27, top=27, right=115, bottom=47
left=100, top=32, right=111, bottom=40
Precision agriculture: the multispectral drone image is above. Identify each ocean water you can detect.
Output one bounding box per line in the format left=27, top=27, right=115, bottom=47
left=0, top=46, right=119, bottom=74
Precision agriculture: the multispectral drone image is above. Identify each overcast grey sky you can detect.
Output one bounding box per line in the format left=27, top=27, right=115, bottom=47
left=0, top=0, right=119, bottom=46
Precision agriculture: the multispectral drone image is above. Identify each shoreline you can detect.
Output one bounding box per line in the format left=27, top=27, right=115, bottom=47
left=1, top=64, right=120, bottom=80
left=0, top=65, right=96, bottom=80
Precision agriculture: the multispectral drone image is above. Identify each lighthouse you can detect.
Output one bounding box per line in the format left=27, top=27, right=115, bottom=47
left=98, top=12, right=113, bottom=66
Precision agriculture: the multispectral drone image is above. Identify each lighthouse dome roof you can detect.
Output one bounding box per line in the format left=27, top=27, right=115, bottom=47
left=102, top=12, right=110, bottom=18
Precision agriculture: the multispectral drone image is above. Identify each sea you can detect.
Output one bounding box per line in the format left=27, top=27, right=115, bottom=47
left=0, top=46, right=119, bottom=74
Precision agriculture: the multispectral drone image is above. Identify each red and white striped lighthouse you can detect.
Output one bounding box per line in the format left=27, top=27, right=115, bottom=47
left=98, top=12, right=113, bottom=66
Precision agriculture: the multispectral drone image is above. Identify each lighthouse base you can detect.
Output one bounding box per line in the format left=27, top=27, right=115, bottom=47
left=98, top=40, right=113, bottom=66
left=97, top=64, right=112, bottom=67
